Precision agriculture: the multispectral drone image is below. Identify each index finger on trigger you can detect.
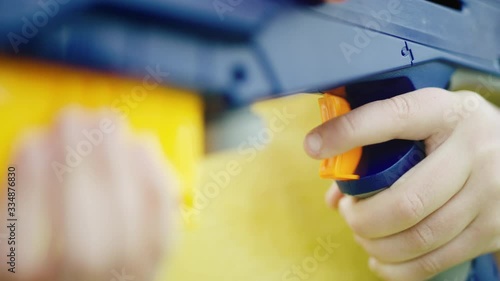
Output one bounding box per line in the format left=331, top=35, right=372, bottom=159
left=304, top=88, right=457, bottom=159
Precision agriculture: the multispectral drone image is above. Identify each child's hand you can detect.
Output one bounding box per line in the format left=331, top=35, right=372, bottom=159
left=304, top=88, right=500, bottom=281
left=0, top=107, right=179, bottom=281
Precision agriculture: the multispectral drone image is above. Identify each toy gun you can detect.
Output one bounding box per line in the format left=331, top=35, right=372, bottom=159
left=1, top=0, right=499, bottom=280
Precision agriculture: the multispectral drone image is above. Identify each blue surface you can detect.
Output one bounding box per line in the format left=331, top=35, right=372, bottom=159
left=0, top=1, right=499, bottom=279
left=0, top=0, right=499, bottom=104
left=337, top=141, right=425, bottom=196
left=468, top=254, right=499, bottom=281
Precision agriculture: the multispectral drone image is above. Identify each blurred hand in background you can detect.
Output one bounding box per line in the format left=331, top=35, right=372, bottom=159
left=0, top=107, right=179, bottom=281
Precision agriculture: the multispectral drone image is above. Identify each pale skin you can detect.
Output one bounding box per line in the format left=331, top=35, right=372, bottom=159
left=3, top=3, right=497, bottom=280
left=0, top=107, right=178, bottom=281
left=304, top=88, right=500, bottom=281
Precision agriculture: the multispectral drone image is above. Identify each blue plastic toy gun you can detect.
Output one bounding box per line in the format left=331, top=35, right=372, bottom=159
left=0, top=0, right=499, bottom=280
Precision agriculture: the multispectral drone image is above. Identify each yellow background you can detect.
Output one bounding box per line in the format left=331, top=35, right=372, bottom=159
left=1, top=56, right=499, bottom=281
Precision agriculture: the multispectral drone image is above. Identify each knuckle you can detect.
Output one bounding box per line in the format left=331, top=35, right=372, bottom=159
left=455, top=89, right=482, bottom=100
left=386, top=95, right=417, bottom=120
left=398, top=192, right=426, bottom=223
left=409, top=222, right=435, bottom=251
left=337, top=113, right=357, bottom=139
left=417, top=256, right=442, bottom=276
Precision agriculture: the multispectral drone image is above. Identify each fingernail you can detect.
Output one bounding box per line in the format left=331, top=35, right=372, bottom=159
left=369, top=257, right=377, bottom=270
left=305, top=132, right=322, bottom=155
left=338, top=196, right=349, bottom=209
left=325, top=186, right=336, bottom=206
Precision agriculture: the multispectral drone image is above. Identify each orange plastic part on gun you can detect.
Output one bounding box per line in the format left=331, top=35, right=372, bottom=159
left=318, top=88, right=362, bottom=180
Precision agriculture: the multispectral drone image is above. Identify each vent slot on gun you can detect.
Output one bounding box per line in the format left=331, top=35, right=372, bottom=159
left=425, top=0, right=463, bottom=11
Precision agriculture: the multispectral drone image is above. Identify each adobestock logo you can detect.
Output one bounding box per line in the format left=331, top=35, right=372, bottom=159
left=181, top=106, right=296, bottom=222
left=110, top=268, right=135, bottom=281
left=51, top=118, right=116, bottom=182
left=339, top=0, right=402, bottom=63
left=7, top=0, right=71, bottom=53
left=281, top=235, right=341, bottom=281
left=213, top=0, right=243, bottom=21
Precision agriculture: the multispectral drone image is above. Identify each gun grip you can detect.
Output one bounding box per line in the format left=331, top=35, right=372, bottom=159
left=318, top=65, right=475, bottom=281
left=318, top=77, right=427, bottom=197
